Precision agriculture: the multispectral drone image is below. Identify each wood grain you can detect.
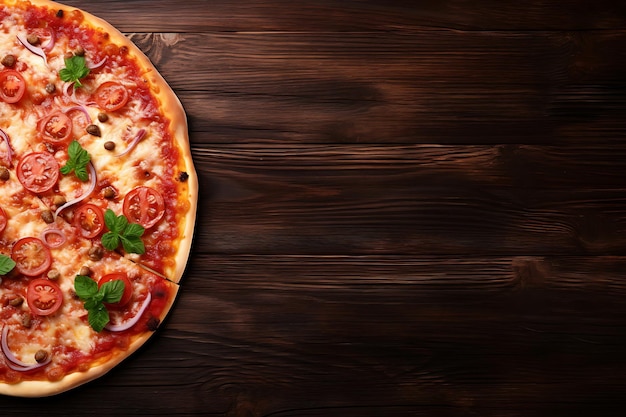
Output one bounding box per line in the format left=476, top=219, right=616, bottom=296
left=0, top=0, right=624, bottom=415
left=61, top=0, right=626, bottom=32
left=124, top=31, right=626, bottom=144
left=192, top=144, right=626, bottom=256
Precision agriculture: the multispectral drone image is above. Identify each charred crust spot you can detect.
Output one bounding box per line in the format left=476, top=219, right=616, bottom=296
left=178, top=171, right=189, bottom=182
left=56, top=9, right=64, bottom=18
left=146, top=317, right=160, bottom=331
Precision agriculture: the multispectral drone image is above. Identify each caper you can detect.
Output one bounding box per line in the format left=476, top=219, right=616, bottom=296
left=53, top=195, right=66, bottom=207
left=41, top=209, right=54, bottom=224
left=34, top=350, right=48, bottom=363
left=97, top=112, right=109, bottom=123
left=21, top=314, right=32, bottom=328
left=88, top=246, right=103, bottom=261
left=79, top=266, right=91, bottom=277
left=9, top=296, right=23, bottom=307
left=47, top=269, right=61, bottom=280
left=1, top=54, right=15, bottom=68
left=0, top=166, right=9, bottom=181
left=45, top=83, right=56, bottom=94
left=86, top=124, right=101, bottom=137
left=104, top=141, right=115, bottom=151
left=103, top=186, right=116, bottom=199
left=26, top=34, right=40, bottom=45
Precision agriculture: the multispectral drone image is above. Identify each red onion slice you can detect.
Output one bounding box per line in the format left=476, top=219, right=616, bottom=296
left=1, top=326, right=51, bottom=372
left=40, top=226, right=67, bottom=248
left=62, top=82, right=95, bottom=106
left=115, top=129, right=146, bottom=157
left=62, top=82, right=81, bottom=105
left=65, top=105, right=92, bottom=124
left=105, top=292, right=152, bottom=332
left=16, top=34, right=47, bottom=65
left=54, top=162, right=97, bottom=219
left=41, top=30, right=55, bottom=52
left=0, top=128, right=14, bottom=167
left=88, top=56, right=107, bottom=70
left=62, top=81, right=74, bottom=98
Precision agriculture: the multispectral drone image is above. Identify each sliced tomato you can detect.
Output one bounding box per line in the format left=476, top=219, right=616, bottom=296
left=16, top=152, right=59, bottom=194
left=0, top=70, right=26, bottom=103
left=98, top=273, right=133, bottom=307
left=123, top=186, right=165, bottom=229
left=95, top=81, right=129, bottom=112
left=27, top=278, right=63, bottom=316
left=0, top=206, right=6, bottom=234
left=73, top=203, right=105, bottom=239
left=11, top=237, right=52, bottom=277
left=39, top=112, right=73, bottom=143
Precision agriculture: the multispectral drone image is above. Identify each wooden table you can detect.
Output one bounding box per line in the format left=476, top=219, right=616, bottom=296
left=3, top=0, right=626, bottom=415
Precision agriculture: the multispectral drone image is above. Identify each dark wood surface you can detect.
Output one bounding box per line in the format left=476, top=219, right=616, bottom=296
left=2, top=0, right=626, bottom=415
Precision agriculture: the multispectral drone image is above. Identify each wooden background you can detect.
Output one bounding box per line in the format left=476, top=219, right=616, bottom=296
left=3, top=0, right=626, bottom=415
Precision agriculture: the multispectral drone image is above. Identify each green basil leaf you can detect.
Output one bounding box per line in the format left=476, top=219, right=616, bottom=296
left=101, top=211, right=145, bottom=254
left=61, top=141, right=91, bottom=181
left=60, top=163, right=73, bottom=175
left=74, top=165, right=89, bottom=182
left=101, top=231, right=120, bottom=251
left=104, top=209, right=117, bottom=230
left=67, top=140, right=80, bottom=159
left=60, top=56, right=90, bottom=88
left=0, top=255, right=15, bottom=276
left=83, top=298, right=99, bottom=312
left=124, top=222, right=145, bottom=238
left=100, top=280, right=125, bottom=304
left=120, top=234, right=145, bottom=255
left=87, top=304, right=109, bottom=333
left=74, top=275, right=98, bottom=299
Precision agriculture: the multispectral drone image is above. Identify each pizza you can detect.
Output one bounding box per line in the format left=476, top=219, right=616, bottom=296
left=0, top=0, right=198, bottom=397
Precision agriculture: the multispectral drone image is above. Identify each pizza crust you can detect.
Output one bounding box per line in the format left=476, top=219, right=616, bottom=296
left=0, top=0, right=197, bottom=396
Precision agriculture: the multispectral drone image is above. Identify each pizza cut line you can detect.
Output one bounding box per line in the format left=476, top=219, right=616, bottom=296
left=0, top=0, right=198, bottom=396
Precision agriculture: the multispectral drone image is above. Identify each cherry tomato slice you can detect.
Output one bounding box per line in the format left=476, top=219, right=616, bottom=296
left=99, top=273, right=133, bottom=307
left=0, top=70, right=26, bottom=103
left=73, top=203, right=105, bottom=239
left=16, top=152, right=59, bottom=194
left=39, top=112, right=73, bottom=143
left=11, top=237, right=52, bottom=277
left=95, top=81, right=129, bottom=112
left=0, top=206, right=7, bottom=234
left=123, top=186, right=165, bottom=229
left=27, top=278, right=63, bottom=316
